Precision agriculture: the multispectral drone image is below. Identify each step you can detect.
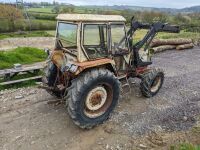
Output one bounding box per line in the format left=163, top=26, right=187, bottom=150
left=121, top=83, right=130, bottom=87
left=118, top=75, right=127, bottom=80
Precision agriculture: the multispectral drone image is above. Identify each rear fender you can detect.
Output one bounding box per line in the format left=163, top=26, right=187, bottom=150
left=51, top=52, right=116, bottom=76
left=74, top=58, right=116, bottom=75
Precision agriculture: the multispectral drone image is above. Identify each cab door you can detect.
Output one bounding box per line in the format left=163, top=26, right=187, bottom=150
left=109, top=23, right=130, bottom=75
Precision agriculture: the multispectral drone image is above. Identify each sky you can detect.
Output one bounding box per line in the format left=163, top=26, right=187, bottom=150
left=1, top=0, right=200, bottom=9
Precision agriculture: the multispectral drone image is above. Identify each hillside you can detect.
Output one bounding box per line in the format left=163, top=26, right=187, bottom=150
left=181, top=5, right=200, bottom=13
left=83, top=5, right=200, bottom=13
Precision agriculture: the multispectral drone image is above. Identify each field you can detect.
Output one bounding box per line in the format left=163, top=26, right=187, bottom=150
left=28, top=7, right=54, bottom=13
left=27, top=6, right=97, bottom=14
left=0, top=31, right=53, bottom=40
left=0, top=47, right=47, bottom=69
left=0, top=19, right=56, bottom=33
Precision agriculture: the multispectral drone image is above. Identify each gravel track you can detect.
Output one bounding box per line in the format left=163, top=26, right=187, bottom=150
left=0, top=48, right=200, bottom=150
left=0, top=37, right=55, bottom=51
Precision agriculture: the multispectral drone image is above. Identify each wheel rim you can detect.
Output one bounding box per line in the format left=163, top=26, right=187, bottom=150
left=150, top=76, right=162, bottom=93
left=84, top=85, right=113, bottom=118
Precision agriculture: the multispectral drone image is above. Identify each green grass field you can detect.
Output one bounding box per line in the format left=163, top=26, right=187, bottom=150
left=0, top=31, right=53, bottom=40
left=170, top=143, right=200, bottom=150
left=133, top=29, right=200, bottom=42
left=0, top=47, right=47, bottom=69
left=28, top=7, right=54, bottom=13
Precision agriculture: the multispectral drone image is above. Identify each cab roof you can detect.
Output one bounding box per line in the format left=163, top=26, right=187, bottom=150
left=56, top=14, right=126, bottom=22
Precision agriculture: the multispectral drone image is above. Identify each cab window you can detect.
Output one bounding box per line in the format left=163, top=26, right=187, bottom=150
left=56, top=23, right=77, bottom=48
left=110, top=24, right=129, bottom=54
left=83, top=24, right=108, bottom=59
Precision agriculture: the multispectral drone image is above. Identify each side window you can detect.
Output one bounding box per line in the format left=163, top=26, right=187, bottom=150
left=84, top=25, right=100, bottom=45
left=83, top=24, right=108, bottom=59
left=111, top=24, right=129, bottom=53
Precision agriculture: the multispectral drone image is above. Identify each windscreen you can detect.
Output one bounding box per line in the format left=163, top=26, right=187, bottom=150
left=56, top=22, right=77, bottom=48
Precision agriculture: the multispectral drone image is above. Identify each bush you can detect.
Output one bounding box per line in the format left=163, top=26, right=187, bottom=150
left=0, top=19, right=56, bottom=33
left=28, top=12, right=57, bottom=20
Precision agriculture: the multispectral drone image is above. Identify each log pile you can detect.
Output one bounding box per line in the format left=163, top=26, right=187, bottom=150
left=150, top=38, right=194, bottom=53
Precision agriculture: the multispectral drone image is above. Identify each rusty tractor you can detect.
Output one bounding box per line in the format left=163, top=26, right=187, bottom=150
left=43, top=14, right=179, bottom=128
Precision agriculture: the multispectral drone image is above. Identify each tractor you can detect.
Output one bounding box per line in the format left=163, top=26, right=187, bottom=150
left=43, top=14, right=180, bottom=128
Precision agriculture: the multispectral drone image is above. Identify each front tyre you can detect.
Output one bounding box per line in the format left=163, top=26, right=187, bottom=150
left=140, top=69, right=164, bottom=98
left=67, top=68, right=120, bottom=129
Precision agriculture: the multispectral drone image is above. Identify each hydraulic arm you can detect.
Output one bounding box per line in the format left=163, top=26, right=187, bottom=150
left=127, top=17, right=180, bottom=67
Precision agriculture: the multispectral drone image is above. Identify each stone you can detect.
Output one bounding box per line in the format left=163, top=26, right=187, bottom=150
left=15, top=95, right=24, bottom=99
left=106, top=144, right=110, bottom=149
left=139, top=144, right=147, bottom=149
left=183, top=116, right=188, bottom=121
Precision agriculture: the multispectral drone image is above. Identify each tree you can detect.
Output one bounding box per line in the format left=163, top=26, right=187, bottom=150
left=0, top=4, right=23, bottom=31
left=60, top=6, right=75, bottom=13
left=140, top=11, right=167, bottom=23
left=52, top=6, right=60, bottom=14
left=84, top=8, right=88, bottom=14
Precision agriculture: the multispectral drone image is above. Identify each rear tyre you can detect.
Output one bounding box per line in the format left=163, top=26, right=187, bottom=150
left=140, top=69, right=164, bottom=98
left=67, top=68, right=120, bottom=129
left=43, top=61, right=62, bottom=98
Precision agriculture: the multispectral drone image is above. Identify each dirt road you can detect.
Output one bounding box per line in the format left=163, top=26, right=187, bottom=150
left=0, top=48, right=200, bottom=150
left=0, top=37, right=55, bottom=51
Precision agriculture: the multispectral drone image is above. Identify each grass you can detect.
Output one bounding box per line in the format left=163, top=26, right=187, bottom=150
left=0, top=47, right=47, bottom=69
left=28, top=6, right=54, bottom=13
left=0, top=19, right=56, bottom=33
left=46, top=30, right=56, bottom=36
left=133, top=29, right=200, bottom=42
left=0, top=31, right=53, bottom=40
left=170, top=143, right=200, bottom=150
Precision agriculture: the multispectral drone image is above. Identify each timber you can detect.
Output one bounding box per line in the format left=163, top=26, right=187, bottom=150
left=150, top=38, right=193, bottom=48
left=0, top=65, right=44, bottom=77
left=152, top=45, right=176, bottom=53
left=0, top=63, right=44, bottom=85
left=176, top=43, right=194, bottom=50
left=0, top=76, right=42, bottom=86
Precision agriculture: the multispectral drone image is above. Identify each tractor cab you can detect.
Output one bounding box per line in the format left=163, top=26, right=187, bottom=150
left=54, top=14, right=129, bottom=75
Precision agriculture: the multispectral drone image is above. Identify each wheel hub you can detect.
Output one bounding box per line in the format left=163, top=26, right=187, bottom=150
left=85, top=86, right=107, bottom=111
left=151, top=76, right=161, bottom=93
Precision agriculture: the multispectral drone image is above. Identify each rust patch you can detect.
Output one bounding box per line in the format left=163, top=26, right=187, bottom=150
left=74, top=58, right=115, bottom=75
left=51, top=51, right=65, bottom=68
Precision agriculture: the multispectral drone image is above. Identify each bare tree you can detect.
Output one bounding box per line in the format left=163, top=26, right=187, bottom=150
left=0, top=4, right=24, bottom=31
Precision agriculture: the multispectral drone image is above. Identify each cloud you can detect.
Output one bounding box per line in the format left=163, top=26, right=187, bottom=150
left=1, top=0, right=200, bottom=8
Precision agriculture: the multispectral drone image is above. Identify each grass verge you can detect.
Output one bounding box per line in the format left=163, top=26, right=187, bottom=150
left=170, top=143, right=200, bottom=150
left=133, top=30, right=200, bottom=43
left=0, top=47, right=47, bottom=69
left=0, top=31, right=53, bottom=40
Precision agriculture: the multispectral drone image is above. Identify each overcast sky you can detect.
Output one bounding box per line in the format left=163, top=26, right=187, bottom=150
left=1, top=0, right=200, bottom=8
